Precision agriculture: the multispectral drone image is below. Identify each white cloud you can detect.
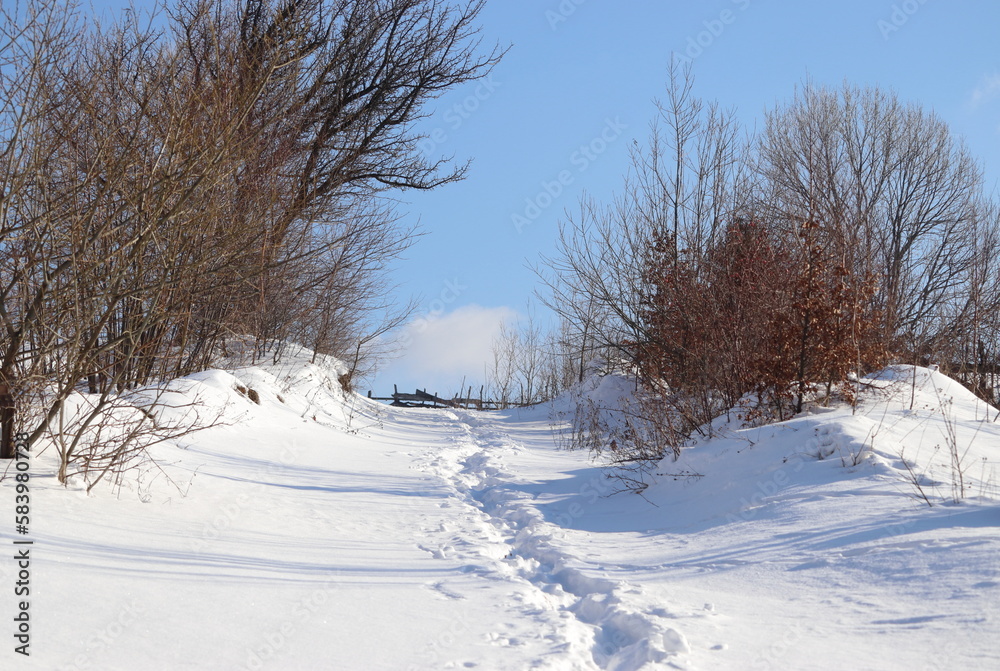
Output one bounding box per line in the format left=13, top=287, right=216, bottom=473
left=969, top=73, right=1000, bottom=110
left=375, top=304, right=519, bottom=396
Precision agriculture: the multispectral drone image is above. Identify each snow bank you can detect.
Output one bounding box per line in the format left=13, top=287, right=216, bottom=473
left=3, top=353, right=997, bottom=670
left=550, top=364, right=1000, bottom=512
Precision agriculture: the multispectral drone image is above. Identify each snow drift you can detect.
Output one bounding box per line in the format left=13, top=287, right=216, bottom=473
left=1, top=353, right=997, bottom=670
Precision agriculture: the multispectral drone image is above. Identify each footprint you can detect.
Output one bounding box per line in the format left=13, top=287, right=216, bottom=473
left=426, top=581, right=464, bottom=600
left=417, top=543, right=453, bottom=559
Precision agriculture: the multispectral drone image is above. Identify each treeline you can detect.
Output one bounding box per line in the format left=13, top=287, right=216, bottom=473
left=540, top=64, right=1000, bottom=468
left=0, top=0, right=498, bottom=480
left=485, top=312, right=579, bottom=408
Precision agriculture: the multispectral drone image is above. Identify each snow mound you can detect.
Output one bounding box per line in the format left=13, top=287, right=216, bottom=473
left=9, top=351, right=998, bottom=670
left=545, top=364, right=1000, bottom=512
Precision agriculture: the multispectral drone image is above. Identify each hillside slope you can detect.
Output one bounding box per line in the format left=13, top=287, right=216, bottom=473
left=2, top=353, right=997, bottom=670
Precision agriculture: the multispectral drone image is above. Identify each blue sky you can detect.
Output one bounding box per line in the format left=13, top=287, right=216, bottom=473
left=93, top=0, right=1000, bottom=397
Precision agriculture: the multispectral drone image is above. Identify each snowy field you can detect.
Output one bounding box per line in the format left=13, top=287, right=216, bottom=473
left=2, top=351, right=999, bottom=670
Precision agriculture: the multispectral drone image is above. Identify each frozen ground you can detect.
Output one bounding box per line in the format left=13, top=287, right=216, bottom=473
left=2, top=352, right=998, bottom=670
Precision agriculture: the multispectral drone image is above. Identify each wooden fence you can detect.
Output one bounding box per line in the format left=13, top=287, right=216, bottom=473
left=368, top=385, right=505, bottom=410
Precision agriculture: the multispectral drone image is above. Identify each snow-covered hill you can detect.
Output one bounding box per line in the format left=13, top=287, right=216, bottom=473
left=2, top=350, right=998, bottom=670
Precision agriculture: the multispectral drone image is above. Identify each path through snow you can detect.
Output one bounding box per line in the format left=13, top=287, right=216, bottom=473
left=413, top=408, right=690, bottom=670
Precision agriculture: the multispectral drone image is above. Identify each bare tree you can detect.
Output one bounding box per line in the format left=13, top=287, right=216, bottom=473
left=485, top=309, right=569, bottom=407
left=537, top=63, right=745, bottom=422
left=0, top=0, right=502, bottom=481
left=758, top=83, right=988, bottom=355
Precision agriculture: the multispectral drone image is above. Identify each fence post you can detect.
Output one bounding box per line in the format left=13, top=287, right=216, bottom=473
left=0, top=384, right=13, bottom=459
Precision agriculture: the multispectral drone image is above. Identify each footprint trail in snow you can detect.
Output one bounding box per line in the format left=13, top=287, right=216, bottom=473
left=413, top=409, right=690, bottom=670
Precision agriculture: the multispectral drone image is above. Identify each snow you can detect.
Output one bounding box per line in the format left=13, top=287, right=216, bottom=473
left=2, top=352, right=998, bottom=670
